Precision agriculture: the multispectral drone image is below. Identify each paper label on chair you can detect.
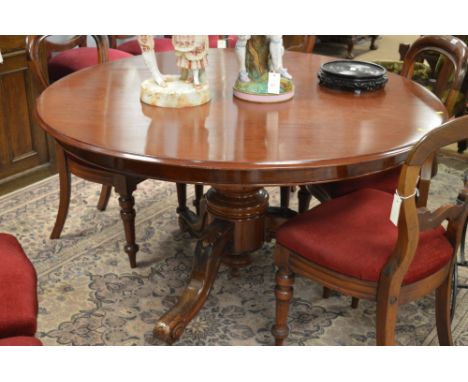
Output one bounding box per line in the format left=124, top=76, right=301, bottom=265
left=268, top=72, right=281, bottom=94
left=217, top=39, right=227, bottom=49
left=390, top=192, right=402, bottom=226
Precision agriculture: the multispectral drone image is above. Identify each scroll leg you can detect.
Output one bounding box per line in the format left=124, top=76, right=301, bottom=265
left=97, top=185, right=112, bottom=211
left=115, top=177, right=139, bottom=268
left=153, top=219, right=233, bottom=344
left=50, top=143, right=71, bottom=239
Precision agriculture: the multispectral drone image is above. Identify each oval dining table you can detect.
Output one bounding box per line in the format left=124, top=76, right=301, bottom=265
left=35, top=49, right=447, bottom=344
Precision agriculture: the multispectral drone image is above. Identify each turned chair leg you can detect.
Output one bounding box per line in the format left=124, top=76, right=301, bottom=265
left=50, top=144, right=71, bottom=239
left=115, top=177, right=139, bottom=268
left=97, top=185, right=112, bottom=211
left=436, top=269, right=454, bottom=345
left=376, top=297, right=399, bottom=346
left=280, top=186, right=291, bottom=210
left=176, top=183, right=188, bottom=213
left=298, top=185, right=312, bottom=213
left=193, top=184, right=204, bottom=216
left=272, top=266, right=295, bottom=345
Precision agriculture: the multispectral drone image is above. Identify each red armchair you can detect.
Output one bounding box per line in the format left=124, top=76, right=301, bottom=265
left=0, top=233, right=42, bottom=346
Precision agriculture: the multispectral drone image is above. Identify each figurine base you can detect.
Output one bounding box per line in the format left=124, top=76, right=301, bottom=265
left=233, top=89, right=294, bottom=103
left=141, top=75, right=210, bottom=108
left=233, top=74, right=294, bottom=103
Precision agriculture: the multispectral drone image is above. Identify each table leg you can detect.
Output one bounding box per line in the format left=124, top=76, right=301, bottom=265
left=153, top=218, right=233, bottom=344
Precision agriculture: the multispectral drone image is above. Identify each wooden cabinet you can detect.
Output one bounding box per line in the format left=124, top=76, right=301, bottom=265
left=0, top=36, right=55, bottom=190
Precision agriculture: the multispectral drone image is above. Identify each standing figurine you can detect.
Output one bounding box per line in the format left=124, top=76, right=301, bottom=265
left=234, top=35, right=294, bottom=103
left=138, top=35, right=211, bottom=108
left=172, top=35, right=209, bottom=88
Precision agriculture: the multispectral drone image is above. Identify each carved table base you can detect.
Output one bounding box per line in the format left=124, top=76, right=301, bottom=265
left=153, top=185, right=296, bottom=344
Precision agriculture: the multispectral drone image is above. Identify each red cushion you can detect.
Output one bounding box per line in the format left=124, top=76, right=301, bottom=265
left=48, top=47, right=133, bottom=82
left=208, top=35, right=238, bottom=48
left=0, top=336, right=42, bottom=346
left=0, top=233, right=38, bottom=337
left=321, top=166, right=401, bottom=198
left=276, top=188, right=453, bottom=285
left=117, top=37, right=174, bottom=55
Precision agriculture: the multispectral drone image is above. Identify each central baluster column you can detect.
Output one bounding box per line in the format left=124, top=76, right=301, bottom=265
left=205, top=185, right=269, bottom=271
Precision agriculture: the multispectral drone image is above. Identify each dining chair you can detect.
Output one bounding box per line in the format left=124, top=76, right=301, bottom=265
left=0, top=233, right=42, bottom=346
left=272, top=115, right=468, bottom=345
left=26, top=35, right=142, bottom=268
left=279, top=35, right=468, bottom=214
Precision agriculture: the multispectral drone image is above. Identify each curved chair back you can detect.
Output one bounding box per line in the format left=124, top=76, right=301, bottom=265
left=401, top=35, right=468, bottom=116
left=26, top=35, right=109, bottom=91
left=383, top=115, right=468, bottom=291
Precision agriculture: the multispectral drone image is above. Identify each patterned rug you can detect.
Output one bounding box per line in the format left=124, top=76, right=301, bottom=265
left=1, top=161, right=467, bottom=345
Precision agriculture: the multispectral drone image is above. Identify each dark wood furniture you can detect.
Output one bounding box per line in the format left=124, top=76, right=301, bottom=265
left=26, top=35, right=142, bottom=268
left=272, top=116, right=468, bottom=346
left=289, top=35, right=468, bottom=214
left=317, top=35, right=378, bottom=59
left=0, top=36, right=55, bottom=191
left=283, top=36, right=316, bottom=53
left=34, top=49, right=447, bottom=344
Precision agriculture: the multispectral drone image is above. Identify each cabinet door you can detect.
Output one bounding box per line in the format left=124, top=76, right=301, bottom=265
left=0, top=36, right=52, bottom=182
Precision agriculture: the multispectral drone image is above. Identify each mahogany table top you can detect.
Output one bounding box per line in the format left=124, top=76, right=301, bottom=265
left=36, top=50, right=447, bottom=185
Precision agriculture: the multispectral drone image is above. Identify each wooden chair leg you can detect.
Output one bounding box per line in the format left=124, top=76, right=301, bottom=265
left=272, top=262, right=295, bottom=345
left=50, top=144, right=71, bottom=239
left=351, top=297, right=359, bottom=309
left=115, top=177, right=139, bottom=268
left=322, top=286, right=331, bottom=298
left=376, top=298, right=399, bottom=345
left=97, top=185, right=112, bottom=211
left=280, top=186, right=290, bottom=209
left=193, top=184, right=204, bottom=216
left=436, top=269, right=454, bottom=346
left=298, top=185, right=312, bottom=213
left=176, top=183, right=188, bottom=213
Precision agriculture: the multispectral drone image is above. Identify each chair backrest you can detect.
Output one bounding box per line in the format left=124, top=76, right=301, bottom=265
left=383, top=115, right=468, bottom=289
left=26, top=35, right=109, bottom=91
left=401, top=35, right=468, bottom=116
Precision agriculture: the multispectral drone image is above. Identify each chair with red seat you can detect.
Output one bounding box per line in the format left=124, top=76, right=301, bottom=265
left=44, top=35, right=133, bottom=83
left=280, top=35, right=468, bottom=213
left=109, top=35, right=175, bottom=55
left=272, top=115, right=468, bottom=345
left=0, top=233, right=42, bottom=346
left=27, top=35, right=142, bottom=268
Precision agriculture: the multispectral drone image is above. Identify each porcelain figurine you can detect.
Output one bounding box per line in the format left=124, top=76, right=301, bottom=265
left=138, top=35, right=210, bottom=108
left=234, top=35, right=294, bottom=103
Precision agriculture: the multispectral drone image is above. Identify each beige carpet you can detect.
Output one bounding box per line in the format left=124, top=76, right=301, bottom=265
left=0, top=157, right=467, bottom=345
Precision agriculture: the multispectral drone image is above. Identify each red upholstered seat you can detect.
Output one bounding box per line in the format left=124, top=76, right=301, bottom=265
left=321, top=166, right=401, bottom=198
left=276, top=188, right=453, bottom=285
left=117, top=37, right=174, bottom=55
left=0, top=336, right=42, bottom=346
left=48, top=47, right=133, bottom=82
left=0, top=233, right=38, bottom=338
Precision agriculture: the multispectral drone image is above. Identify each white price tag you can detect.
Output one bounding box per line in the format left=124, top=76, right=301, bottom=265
left=0, top=50, right=3, bottom=64
left=267, top=72, right=281, bottom=94
left=217, top=39, right=227, bottom=49
left=389, top=192, right=402, bottom=226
